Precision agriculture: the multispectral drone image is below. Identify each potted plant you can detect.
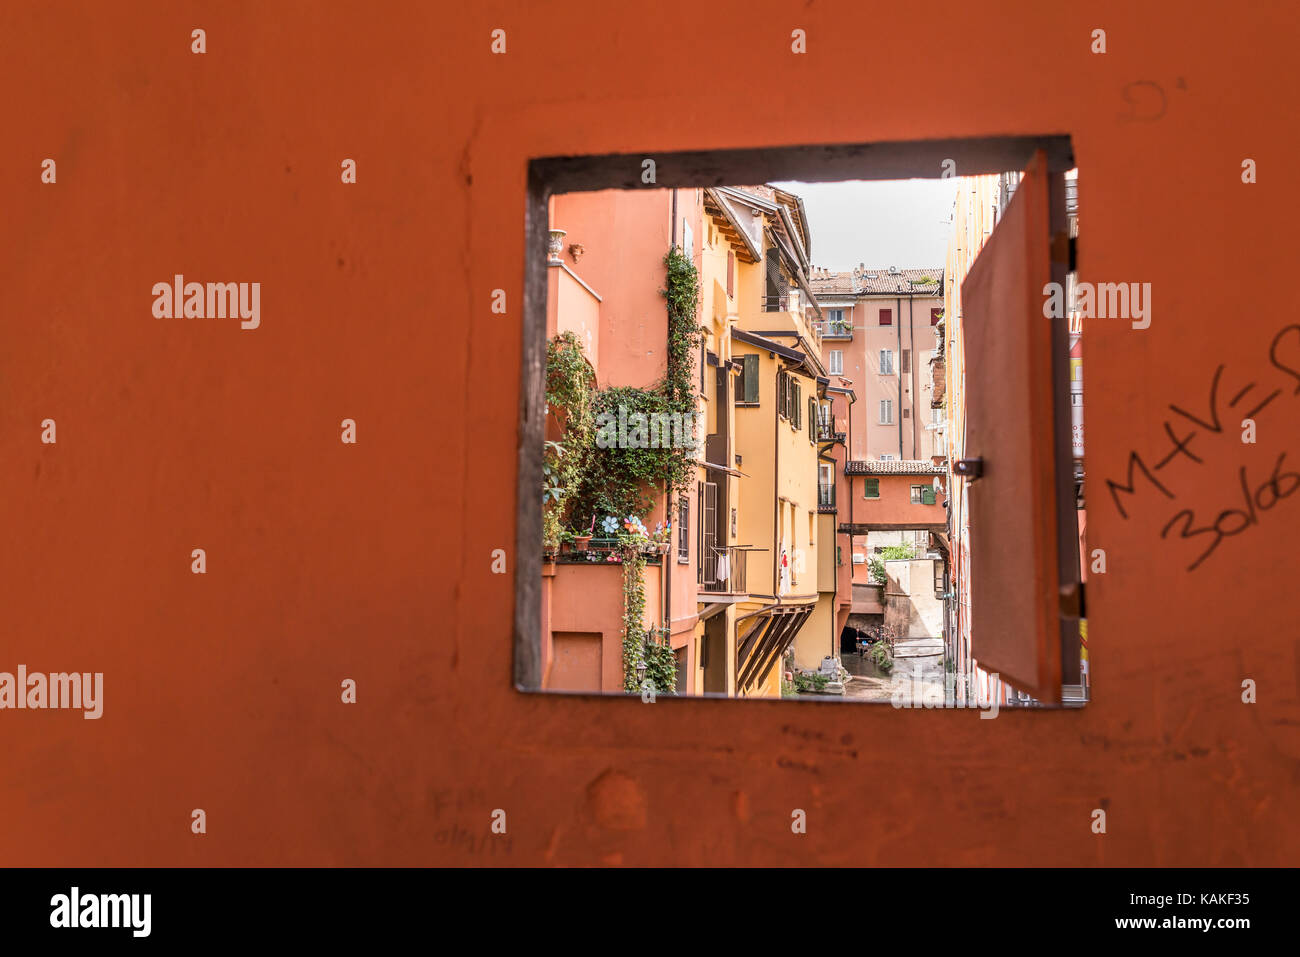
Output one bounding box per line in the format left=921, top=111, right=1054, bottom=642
left=620, top=515, right=656, bottom=556
left=542, top=509, right=561, bottom=562
left=652, top=519, right=672, bottom=555
left=573, top=516, right=594, bottom=552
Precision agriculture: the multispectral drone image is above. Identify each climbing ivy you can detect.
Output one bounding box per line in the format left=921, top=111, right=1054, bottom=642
left=661, top=244, right=704, bottom=411
left=546, top=246, right=699, bottom=693
left=620, top=546, right=676, bottom=694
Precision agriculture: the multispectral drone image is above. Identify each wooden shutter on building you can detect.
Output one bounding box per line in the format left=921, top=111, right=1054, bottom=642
left=742, top=355, right=759, bottom=403
left=726, top=251, right=735, bottom=299
left=701, top=482, right=718, bottom=584
left=960, top=148, right=1077, bottom=703
left=677, top=496, right=689, bottom=563
left=863, top=478, right=879, bottom=498
left=808, top=396, right=816, bottom=443
left=765, top=248, right=781, bottom=307
left=880, top=308, right=892, bottom=326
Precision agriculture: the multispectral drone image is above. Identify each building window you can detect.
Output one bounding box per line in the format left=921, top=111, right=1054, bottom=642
left=828, top=350, right=843, bottom=375
left=737, top=354, right=759, bottom=405
left=863, top=478, right=880, bottom=499
left=879, top=399, right=893, bottom=424
left=826, top=307, right=849, bottom=334
left=677, top=495, right=690, bottom=563
left=818, top=463, right=834, bottom=506
left=880, top=350, right=894, bottom=375
left=931, top=307, right=943, bottom=326
left=879, top=454, right=895, bottom=461
left=911, top=484, right=937, bottom=505
left=726, top=251, right=735, bottom=299
left=910, top=484, right=924, bottom=504
left=879, top=308, right=892, bottom=326
left=901, top=349, right=911, bottom=373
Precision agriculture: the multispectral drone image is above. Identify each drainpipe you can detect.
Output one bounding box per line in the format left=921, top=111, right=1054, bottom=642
left=908, top=295, right=915, bottom=459
left=846, top=393, right=854, bottom=649
left=772, top=367, right=780, bottom=596
left=895, top=296, right=903, bottom=459
left=663, top=479, right=671, bottom=643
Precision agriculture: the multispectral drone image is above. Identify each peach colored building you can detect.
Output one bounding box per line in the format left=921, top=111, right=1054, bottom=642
left=541, top=187, right=707, bottom=695
left=809, top=267, right=945, bottom=462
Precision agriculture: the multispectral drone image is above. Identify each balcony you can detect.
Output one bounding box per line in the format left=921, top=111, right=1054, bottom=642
left=761, top=293, right=796, bottom=313
left=555, top=537, right=665, bottom=565
left=818, top=480, right=836, bottom=512
left=815, top=318, right=853, bottom=340
left=699, top=545, right=749, bottom=595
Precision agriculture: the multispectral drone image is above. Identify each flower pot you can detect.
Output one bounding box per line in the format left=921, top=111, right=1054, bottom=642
left=547, top=229, right=567, bottom=262
left=543, top=547, right=558, bottom=562
left=574, top=535, right=593, bottom=551
left=656, top=542, right=670, bottom=555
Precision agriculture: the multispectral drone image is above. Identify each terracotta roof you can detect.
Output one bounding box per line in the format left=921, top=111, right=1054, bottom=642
left=845, top=459, right=946, bottom=475
left=807, top=267, right=943, bottom=297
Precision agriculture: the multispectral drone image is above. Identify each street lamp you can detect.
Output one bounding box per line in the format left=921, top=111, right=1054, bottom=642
left=636, top=657, right=647, bottom=685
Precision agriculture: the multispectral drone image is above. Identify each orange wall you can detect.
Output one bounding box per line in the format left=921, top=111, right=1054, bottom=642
left=856, top=474, right=946, bottom=527
left=2, top=0, right=1297, bottom=867
left=548, top=562, right=662, bottom=692
left=550, top=189, right=681, bottom=390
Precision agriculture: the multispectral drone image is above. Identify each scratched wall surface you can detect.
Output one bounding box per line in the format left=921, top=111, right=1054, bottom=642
left=1, top=1, right=1298, bottom=866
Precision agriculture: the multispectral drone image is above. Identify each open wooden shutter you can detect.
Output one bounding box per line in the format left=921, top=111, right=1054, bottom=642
left=960, top=149, right=1076, bottom=703
left=742, top=355, right=759, bottom=403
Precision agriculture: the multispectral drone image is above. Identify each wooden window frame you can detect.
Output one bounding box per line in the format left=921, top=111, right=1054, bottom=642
left=515, top=135, right=1079, bottom=700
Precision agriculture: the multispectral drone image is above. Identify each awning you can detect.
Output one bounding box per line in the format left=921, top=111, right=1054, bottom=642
left=697, top=460, right=748, bottom=478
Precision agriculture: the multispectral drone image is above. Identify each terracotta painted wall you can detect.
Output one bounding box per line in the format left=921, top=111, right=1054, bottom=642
left=549, top=189, right=674, bottom=390
left=2, top=1, right=1298, bottom=867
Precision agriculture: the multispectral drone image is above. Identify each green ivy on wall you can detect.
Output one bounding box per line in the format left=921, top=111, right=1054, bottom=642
left=546, top=245, right=700, bottom=693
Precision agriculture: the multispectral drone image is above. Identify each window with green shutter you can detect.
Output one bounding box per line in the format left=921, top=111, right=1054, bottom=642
left=793, top=381, right=801, bottom=428
left=863, top=478, right=880, bottom=498
left=922, top=486, right=937, bottom=505
left=739, top=354, right=759, bottom=404
left=808, top=396, right=816, bottom=443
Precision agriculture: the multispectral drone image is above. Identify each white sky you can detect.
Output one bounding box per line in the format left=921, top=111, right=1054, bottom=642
left=772, top=179, right=961, bottom=272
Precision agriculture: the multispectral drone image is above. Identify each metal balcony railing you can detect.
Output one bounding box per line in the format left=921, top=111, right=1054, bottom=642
left=818, top=482, right=836, bottom=510
left=816, top=319, right=853, bottom=338
left=762, top=292, right=805, bottom=314
left=699, top=545, right=748, bottom=595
